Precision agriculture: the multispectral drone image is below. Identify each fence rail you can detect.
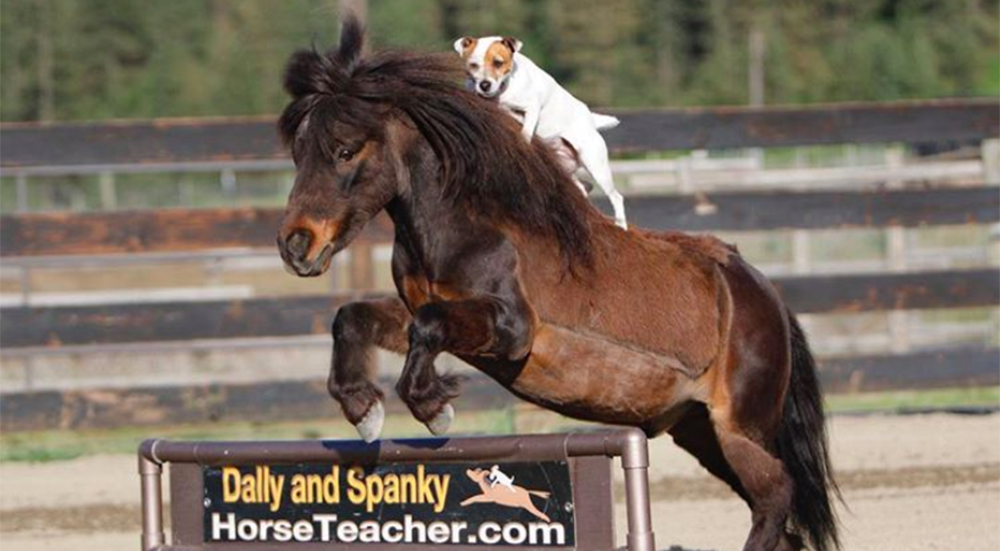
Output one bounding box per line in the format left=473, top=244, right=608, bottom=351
left=2, top=99, right=997, bottom=170
left=2, top=186, right=997, bottom=257
left=4, top=345, right=997, bottom=432
left=2, top=269, right=996, bottom=349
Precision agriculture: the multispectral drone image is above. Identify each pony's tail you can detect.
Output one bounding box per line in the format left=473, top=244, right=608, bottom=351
left=778, top=311, right=841, bottom=551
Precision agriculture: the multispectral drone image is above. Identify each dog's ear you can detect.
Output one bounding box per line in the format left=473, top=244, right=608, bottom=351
left=453, top=36, right=475, bottom=55
left=500, top=36, right=522, bottom=54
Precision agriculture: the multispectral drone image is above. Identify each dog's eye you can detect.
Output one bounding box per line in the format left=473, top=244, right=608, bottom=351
left=469, top=63, right=480, bottom=71
left=492, top=58, right=504, bottom=69
left=337, top=147, right=354, bottom=162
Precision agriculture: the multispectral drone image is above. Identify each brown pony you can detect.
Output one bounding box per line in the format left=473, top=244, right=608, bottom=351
left=276, top=17, right=839, bottom=551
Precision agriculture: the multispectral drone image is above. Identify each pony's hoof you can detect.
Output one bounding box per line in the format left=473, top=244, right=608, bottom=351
left=426, top=404, right=454, bottom=435
left=355, top=401, right=384, bottom=443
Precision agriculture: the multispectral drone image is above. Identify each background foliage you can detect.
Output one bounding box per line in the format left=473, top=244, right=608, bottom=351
left=1, top=0, right=997, bottom=122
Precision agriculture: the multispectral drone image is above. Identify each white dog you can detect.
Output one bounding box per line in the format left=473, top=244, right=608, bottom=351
left=487, top=465, right=516, bottom=492
left=454, top=36, right=628, bottom=229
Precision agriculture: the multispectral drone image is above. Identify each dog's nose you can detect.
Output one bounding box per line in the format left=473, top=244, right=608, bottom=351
left=478, top=80, right=491, bottom=93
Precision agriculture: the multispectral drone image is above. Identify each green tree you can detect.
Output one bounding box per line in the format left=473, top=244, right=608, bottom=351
left=0, top=0, right=996, bottom=122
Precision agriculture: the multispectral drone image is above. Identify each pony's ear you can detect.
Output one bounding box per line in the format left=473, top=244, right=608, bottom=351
left=283, top=49, right=328, bottom=98
left=336, top=13, right=365, bottom=70
left=500, top=36, right=522, bottom=54
left=454, top=36, right=475, bottom=55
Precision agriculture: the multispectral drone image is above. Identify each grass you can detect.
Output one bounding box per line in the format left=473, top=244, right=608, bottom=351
left=0, top=447, right=86, bottom=463
left=0, top=408, right=516, bottom=464
left=2, top=386, right=997, bottom=464
left=825, top=386, right=1000, bottom=414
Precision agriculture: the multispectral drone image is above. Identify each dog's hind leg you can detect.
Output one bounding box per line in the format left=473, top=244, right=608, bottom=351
left=547, top=138, right=590, bottom=195
left=578, top=139, right=627, bottom=229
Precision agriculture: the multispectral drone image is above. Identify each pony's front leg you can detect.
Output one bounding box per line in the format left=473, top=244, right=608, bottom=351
left=397, top=298, right=533, bottom=435
left=328, top=297, right=410, bottom=442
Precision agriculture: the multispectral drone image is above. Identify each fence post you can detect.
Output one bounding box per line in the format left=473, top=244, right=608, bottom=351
left=15, top=173, right=29, bottom=212
left=23, top=357, right=35, bottom=392
left=884, top=145, right=911, bottom=354
left=138, top=447, right=165, bottom=551
left=17, top=262, right=35, bottom=390
left=791, top=230, right=811, bottom=274
left=99, top=170, right=117, bottom=210
left=886, top=230, right=911, bottom=354
left=348, top=243, right=375, bottom=291
left=220, top=168, right=237, bottom=197
left=621, top=430, right=655, bottom=551
left=676, top=154, right=694, bottom=194
left=982, top=139, right=999, bottom=185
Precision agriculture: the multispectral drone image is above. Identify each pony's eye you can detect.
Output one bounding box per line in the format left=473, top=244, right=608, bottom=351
left=337, top=147, right=354, bottom=162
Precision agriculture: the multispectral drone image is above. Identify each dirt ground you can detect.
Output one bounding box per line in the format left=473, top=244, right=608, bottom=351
left=1, top=412, right=998, bottom=551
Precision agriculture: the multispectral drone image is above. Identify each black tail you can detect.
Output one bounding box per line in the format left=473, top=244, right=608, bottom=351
left=778, top=311, right=841, bottom=551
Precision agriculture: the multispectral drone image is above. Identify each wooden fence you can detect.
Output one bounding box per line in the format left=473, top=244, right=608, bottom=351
left=1, top=99, right=998, bottom=431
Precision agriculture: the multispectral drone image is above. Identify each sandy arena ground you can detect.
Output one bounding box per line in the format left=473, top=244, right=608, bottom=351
left=1, top=412, right=998, bottom=551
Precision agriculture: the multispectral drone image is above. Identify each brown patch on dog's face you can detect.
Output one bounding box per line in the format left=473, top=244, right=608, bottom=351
left=485, top=40, right=514, bottom=80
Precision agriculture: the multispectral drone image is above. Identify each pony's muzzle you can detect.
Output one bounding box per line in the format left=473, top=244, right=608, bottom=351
left=277, top=228, right=335, bottom=277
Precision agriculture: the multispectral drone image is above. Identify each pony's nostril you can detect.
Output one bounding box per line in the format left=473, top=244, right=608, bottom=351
left=286, top=229, right=312, bottom=259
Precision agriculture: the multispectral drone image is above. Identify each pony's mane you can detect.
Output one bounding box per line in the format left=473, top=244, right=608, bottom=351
left=278, top=16, right=598, bottom=269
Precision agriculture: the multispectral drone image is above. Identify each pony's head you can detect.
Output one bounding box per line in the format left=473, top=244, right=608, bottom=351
left=276, top=17, right=402, bottom=276
left=277, top=15, right=595, bottom=277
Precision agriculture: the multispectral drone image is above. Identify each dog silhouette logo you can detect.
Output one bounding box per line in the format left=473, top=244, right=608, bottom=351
left=460, top=466, right=552, bottom=522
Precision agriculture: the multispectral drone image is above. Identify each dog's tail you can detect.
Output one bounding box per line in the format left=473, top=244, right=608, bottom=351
left=591, top=112, right=620, bottom=131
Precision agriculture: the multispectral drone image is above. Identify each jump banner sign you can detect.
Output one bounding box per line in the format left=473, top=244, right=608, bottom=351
left=139, top=430, right=656, bottom=551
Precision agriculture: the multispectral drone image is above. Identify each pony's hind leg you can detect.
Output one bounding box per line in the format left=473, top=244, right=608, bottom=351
left=328, top=297, right=410, bottom=442
left=699, top=258, right=804, bottom=551
left=668, top=405, right=750, bottom=504
left=670, top=404, right=800, bottom=551
left=671, top=405, right=807, bottom=551
left=710, top=415, right=798, bottom=551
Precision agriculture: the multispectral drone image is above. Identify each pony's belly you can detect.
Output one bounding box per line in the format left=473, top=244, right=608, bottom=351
left=512, top=228, right=727, bottom=380
left=508, top=324, right=699, bottom=425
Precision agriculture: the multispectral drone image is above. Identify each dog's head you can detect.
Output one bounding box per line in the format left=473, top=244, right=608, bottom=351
left=453, top=35, right=522, bottom=98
